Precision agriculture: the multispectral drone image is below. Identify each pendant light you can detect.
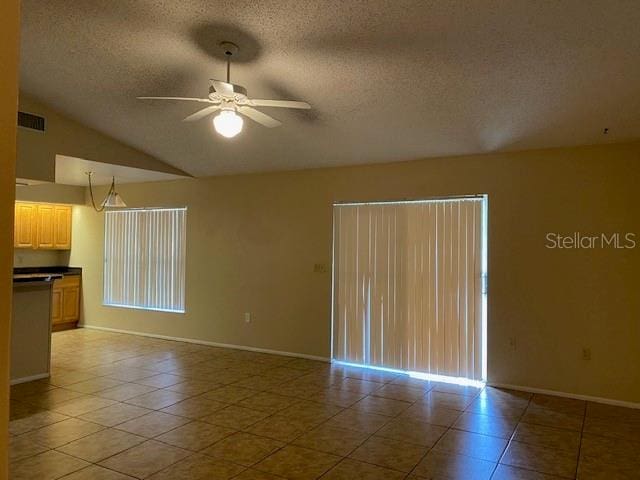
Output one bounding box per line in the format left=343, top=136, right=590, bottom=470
left=87, top=172, right=127, bottom=212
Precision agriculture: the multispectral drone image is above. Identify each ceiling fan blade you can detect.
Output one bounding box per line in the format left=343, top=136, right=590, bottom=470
left=211, top=80, right=235, bottom=97
left=182, top=105, right=221, bottom=122
left=137, top=96, right=217, bottom=104
left=249, top=99, right=311, bottom=109
left=237, top=106, right=282, bottom=128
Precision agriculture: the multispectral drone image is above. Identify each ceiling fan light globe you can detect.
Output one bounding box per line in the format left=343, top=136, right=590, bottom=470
left=213, top=110, right=243, bottom=138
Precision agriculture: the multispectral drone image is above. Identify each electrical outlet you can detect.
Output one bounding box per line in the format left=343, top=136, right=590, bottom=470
left=244, top=312, right=251, bottom=324
left=313, top=263, right=328, bottom=273
left=582, top=347, right=592, bottom=361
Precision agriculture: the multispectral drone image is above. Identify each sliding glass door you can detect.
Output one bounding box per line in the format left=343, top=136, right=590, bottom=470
left=332, top=197, right=487, bottom=381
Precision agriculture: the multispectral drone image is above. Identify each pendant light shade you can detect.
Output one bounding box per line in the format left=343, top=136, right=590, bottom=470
left=102, top=191, right=127, bottom=208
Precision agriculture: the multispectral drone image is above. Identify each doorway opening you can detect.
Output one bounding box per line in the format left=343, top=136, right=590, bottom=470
left=331, top=195, right=488, bottom=384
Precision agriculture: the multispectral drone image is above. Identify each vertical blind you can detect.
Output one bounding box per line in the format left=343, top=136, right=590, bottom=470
left=104, top=208, right=187, bottom=313
left=332, top=198, right=485, bottom=380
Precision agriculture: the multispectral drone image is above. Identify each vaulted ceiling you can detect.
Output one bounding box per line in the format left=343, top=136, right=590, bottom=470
left=20, top=1, right=640, bottom=177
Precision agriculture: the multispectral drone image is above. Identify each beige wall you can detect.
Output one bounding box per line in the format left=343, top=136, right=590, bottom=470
left=71, top=142, right=640, bottom=404
left=15, top=183, right=85, bottom=205
left=14, top=250, right=70, bottom=269
left=17, top=94, right=187, bottom=182
left=0, top=0, right=20, bottom=476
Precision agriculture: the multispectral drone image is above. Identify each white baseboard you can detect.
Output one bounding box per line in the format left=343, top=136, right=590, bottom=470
left=80, top=324, right=330, bottom=363
left=11, top=373, right=50, bottom=385
left=488, top=382, right=640, bottom=410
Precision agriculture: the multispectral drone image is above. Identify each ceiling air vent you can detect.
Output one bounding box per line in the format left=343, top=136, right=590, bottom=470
left=17, top=111, right=46, bottom=132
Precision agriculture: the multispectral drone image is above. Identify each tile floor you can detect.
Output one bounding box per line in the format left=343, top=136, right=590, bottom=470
left=8, top=329, right=640, bottom=479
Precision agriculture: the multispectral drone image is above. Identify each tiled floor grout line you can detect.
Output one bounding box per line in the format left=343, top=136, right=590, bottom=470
left=573, top=402, right=587, bottom=480
left=120, top=358, right=347, bottom=476
left=309, top=379, right=442, bottom=479
left=164, top=373, right=454, bottom=478
left=13, top=372, right=486, bottom=479
left=12, top=330, right=638, bottom=480
left=55, top=384, right=305, bottom=478
left=240, top=361, right=389, bottom=477
left=16, top=354, right=318, bottom=478
left=494, top=394, right=591, bottom=480
left=337, top=382, right=513, bottom=478
left=241, top=374, right=407, bottom=478
left=403, top=392, right=445, bottom=480
left=489, top=389, right=533, bottom=479
left=33, top=385, right=342, bottom=463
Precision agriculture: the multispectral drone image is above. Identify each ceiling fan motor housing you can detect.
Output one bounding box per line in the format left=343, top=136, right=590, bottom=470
left=209, top=82, right=247, bottom=100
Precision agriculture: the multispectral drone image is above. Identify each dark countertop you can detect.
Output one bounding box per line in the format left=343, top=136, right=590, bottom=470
left=14, top=266, right=82, bottom=275
left=13, top=266, right=82, bottom=284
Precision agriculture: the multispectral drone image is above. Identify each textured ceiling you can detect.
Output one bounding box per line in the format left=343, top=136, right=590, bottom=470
left=20, top=1, right=640, bottom=177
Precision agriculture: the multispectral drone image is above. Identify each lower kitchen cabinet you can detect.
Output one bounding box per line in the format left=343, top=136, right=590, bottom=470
left=52, top=275, right=81, bottom=331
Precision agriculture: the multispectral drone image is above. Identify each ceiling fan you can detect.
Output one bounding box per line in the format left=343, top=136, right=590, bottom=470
left=138, top=42, right=311, bottom=138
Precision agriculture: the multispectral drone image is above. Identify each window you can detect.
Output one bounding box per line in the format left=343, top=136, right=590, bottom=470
left=332, top=197, right=487, bottom=381
left=104, top=208, right=186, bottom=313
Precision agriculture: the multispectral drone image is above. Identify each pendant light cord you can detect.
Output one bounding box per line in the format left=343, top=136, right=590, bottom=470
left=87, top=172, right=115, bottom=212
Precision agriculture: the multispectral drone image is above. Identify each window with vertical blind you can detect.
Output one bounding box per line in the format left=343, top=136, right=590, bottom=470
left=332, top=197, right=487, bottom=380
left=104, top=208, right=187, bottom=313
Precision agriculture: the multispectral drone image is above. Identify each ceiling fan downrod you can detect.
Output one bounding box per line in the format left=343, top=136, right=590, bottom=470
left=220, top=41, right=239, bottom=83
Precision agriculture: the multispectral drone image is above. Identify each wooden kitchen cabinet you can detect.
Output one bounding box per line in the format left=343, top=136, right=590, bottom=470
left=14, top=202, right=72, bottom=250
left=51, top=288, right=62, bottom=324
left=53, top=205, right=72, bottom=249
left=52, top=275, right=81, bottom=331
left=14, top=203, right=37, bottom=248
left=36, top=204, right=55, bottom=249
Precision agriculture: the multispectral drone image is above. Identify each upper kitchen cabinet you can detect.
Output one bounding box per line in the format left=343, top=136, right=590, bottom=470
left=35, top=204, right=55, bottom=248
left=14, top=202, right=73, bottom=250
left=14, top=202, right=37, bottom=248
left=53, top=205, right=72, bottom=249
